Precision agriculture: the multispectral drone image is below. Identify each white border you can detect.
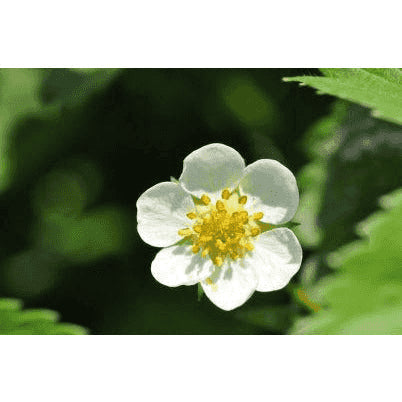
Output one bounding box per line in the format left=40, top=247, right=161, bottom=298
left=1, top=1, right=401, bottom=67
left=0, top=336, right=399, bottom=401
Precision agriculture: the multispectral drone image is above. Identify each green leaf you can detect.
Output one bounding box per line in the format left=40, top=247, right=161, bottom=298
left=284, top=68, right=402, bottom=125
left=0, top=298, right=88, bottom=335
left=290, top=188, right=402, bottom=334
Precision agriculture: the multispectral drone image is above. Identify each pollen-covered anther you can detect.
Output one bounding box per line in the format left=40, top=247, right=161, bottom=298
left=192, top=244, right=200, bottom=253
left=221, top=189, right=230, bottom=200
left=253, top=212, right=264, bottom=220
left=214, top=256, right=224, bottom=267
left=239, top=211, right=249, bottom=223
left=201, top=248, right=209, bottom=258
left=200, top=234, right=213, bottom=242
left=231, top=211, right=239, bottom=219
left=238, top=195, right=247, bottom=205
left=186, top=212, right=197, bottom=219
left=216, top=200, right=226, bottom=212
left=245, top=242, right=254, bottom=251
left=230, top=251, right=240, bottom=260
left=193, top=225, right=202, bottom=233
left=201, top=194, right=211, bottom=205
left=178, top=228, right=192, bottom=236
left=215, top=239, right=226, bottom=251
left=251, top=227, right=261, bottom=237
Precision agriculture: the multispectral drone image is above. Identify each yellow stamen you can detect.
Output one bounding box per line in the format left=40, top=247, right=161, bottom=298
left=200, top=234, right=213, bottom=242
left=230, top=252, right=240, bottom=260
left=239, top=211, right=248, bottom=223
left=201, top=194, right=211, bottom=205
left=193, top=225, right=202, bottom=233
left=221, top=189, right=230, bottom=200
left=238, top=195, right=247, bottom=205
left=201, top=248, right=209, bottom=257
left=206, top=277, right=213, bottom=285
left=216, top=200, right=225, bottom=212
left=245, top=243, right=254, bottom=251
left=180, top=191, right=265, bottom=267
left=215, top=239, right=226, bottom=251
left=251, top=227, right=261, bottom=237
left=253, top=212, right=264, bottom=220
left=178, top=228, right=192, bottom=236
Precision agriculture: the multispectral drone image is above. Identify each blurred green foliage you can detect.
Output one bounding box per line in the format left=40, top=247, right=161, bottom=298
left=0, top=68, right=400, bottom=334
left=0, top=297, right=87, bottom=334
left=222, top=75, right=278, bottom=128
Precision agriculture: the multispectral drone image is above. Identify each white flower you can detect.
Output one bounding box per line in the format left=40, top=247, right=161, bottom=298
left=136, top=143, right=302, bottom=311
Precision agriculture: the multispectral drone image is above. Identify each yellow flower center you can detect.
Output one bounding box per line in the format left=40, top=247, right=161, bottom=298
left=178, top=188, right=265, bottom=267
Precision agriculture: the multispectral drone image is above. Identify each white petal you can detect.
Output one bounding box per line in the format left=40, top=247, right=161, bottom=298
left=151, top=245, right=214, bottom=287
left=251, top=228, right=302, bottom=292
left=239, top=159, right=299, bottom=224
left=136, top=182, right=194, bottom=247
left=201, top=260, right=257, bottom=311
left=179, top=143, right=245, bottom=199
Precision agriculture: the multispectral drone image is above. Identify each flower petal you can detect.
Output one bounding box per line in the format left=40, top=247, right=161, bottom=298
left=201, top=260, right=257, bottom=311
left=137, top=182, right=194, bottom=247
left=251, top=228, right=302, bottom=292
left=239, top=159, right=299, bottom=224
left=151, top=245, right=214, bottom=287
left=179, top=143, right=245, bottom=199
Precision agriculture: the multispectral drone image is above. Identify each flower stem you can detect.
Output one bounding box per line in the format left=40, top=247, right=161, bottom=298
left=197, top=283, right=204, bottom=301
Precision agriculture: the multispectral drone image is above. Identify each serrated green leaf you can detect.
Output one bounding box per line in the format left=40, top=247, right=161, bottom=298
left=0, top=298, right=88, bottom=335
left=290, top=188, right=402, bottom=334
left=284, top=68, right=402, bottom=125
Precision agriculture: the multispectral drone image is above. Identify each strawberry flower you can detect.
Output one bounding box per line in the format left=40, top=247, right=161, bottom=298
left=136, top=143, right=302, bottom=310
